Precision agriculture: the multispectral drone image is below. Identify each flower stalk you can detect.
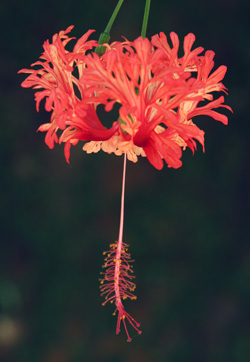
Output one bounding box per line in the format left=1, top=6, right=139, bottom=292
left=95, top=0, right=124, bottom=55
left=104, top=0, right=124, bottom=35
left=141, top=0, right=151, bottom=38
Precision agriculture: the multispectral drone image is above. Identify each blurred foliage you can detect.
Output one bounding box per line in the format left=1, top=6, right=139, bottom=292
left=0, top=0, right=250, bottom=361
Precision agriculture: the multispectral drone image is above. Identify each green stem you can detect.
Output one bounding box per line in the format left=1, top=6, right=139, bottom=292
left=104, top=0, right=124, bottom=35
left=95, top=0, right=124, bottom=55
left=141, top=0, right=151, bottom=39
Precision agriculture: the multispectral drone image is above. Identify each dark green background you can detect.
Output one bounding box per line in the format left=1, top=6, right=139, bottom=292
left=1, top=0, right=249, bottom=361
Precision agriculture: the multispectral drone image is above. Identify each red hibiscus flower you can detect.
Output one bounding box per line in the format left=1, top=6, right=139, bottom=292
left=19, top=26, right=232, bottom=342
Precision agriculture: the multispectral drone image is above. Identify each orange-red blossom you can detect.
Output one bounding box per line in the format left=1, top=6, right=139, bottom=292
left=19, top=26, right=232, bottom=341
left=19, top=26, right=231, bottom=170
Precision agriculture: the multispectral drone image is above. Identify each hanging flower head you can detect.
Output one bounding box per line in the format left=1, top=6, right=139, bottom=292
left=19, top=7, right=231, bottom=341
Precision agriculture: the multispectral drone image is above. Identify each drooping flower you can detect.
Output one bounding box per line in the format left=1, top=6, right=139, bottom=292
left=19, top=26, right=231, bottom=342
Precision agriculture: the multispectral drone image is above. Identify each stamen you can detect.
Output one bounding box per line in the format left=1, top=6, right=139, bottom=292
left=99, top=154, right=141, bottom=341
left=99, top=240, right=141, bottom=341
